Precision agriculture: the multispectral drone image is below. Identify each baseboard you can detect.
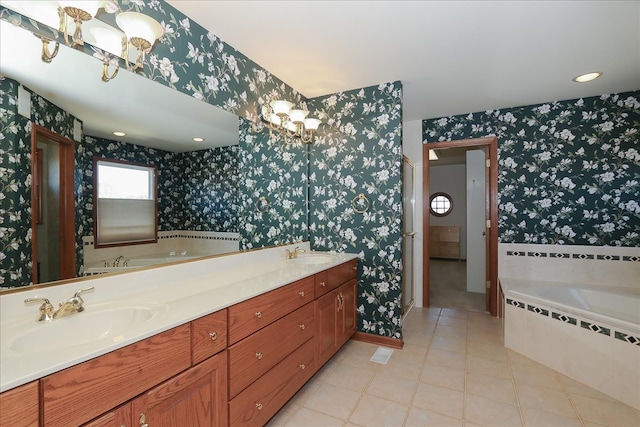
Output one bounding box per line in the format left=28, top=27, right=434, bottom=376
left=352, top=332, right=404, bottom=349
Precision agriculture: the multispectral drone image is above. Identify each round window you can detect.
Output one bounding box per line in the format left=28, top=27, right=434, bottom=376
left=429, top=192, right=453, bottom=217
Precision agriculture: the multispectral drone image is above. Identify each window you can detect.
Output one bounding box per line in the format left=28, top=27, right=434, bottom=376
left=429, top=192, right=453, bottom=217
left=94, top=158, right=157, bottom=247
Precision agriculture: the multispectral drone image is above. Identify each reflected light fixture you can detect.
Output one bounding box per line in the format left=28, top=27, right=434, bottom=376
left=428, top=150, right=439, bottom=161
left=7, top=1, right=163, bottom=82
left=112, top=131, right=126, bottom=137
left=192, top=137, right=204, bottom=142
left=257, top=100, right=322, bottom=144
left=572, top=72, right=602, bottom=83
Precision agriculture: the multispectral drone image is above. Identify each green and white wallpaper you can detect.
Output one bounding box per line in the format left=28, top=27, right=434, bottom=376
left=423, top=91, right=640, bottom=247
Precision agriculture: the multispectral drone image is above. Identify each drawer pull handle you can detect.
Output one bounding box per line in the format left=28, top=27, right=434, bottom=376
left=256, top=402, right=263, bottom=410
left=299, top=324, right=305, bottom=330
left=299, top=291, right=305, bottom=297
left=139, top=413, right=148, bottom=427
left=209, top=331, right=218, bottom=341
left=320, top=281, right=326, bottom=287
left=353, top=266, right=357, bottom=271
left=256, top=352, right=263, bottom=360
left=255, top=311, right=262, bottom=318
left=299, top=364, right=306, bottom=370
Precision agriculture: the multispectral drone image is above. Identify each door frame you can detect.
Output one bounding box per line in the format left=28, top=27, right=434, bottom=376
left=422, top=137, right=499, bottom=316
left=31, top=124, right=76, bottom=284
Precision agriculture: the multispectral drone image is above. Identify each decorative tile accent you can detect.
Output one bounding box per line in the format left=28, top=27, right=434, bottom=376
left=580, top=320, right=610, bottom=336
left=507, top=251, right=525, bottom=256
left=614, top=332, right=640, bottom=346
left=623, top=256, right=640, bottom=262
left=552, top=312, right=577, bottom=325
left=549, top=252, right=570, bottom=259
left=506, top=298, right=525, bottom=309
left=572, top=253, right=594, bottom=260
left=596, top=255, right=620, bottom=261
left=527, top=252, right=547, bottom=257
left=527, top=304, right=549, bottom=316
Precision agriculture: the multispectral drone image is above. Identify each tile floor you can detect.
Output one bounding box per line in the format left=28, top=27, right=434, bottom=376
left=429, top=260, right=485, bottom=312
left=267, top=307, right=640, bottom=427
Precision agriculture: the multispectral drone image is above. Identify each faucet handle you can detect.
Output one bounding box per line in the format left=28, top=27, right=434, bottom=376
left=24, top=297, right=55, bottom=322
left=73, top=287, right=94, bottom=299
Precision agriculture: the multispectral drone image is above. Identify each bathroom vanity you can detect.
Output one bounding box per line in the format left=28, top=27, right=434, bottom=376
left=0, top=244, right=358, bottom=427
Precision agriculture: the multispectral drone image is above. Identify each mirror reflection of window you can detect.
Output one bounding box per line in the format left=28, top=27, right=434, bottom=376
left=94, top=158, right=158, bottom=247
left=429, top=192, right=453, bottom=217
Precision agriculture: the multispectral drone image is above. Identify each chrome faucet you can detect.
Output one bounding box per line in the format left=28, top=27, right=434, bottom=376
left=285, top=247, right=306, bottom=259
left=113, top=255, right=124, bottom=267
left=24, top=287, right=94, bottom=321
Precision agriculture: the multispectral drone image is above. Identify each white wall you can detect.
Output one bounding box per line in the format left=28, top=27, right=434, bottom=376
left=402, top=120, right=423, bottom=307
left=430, top=164, right=467, bottom=259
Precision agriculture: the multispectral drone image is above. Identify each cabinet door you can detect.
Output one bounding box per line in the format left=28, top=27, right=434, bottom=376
left=0, top=381, right=39, bottom=427
left=132, top=351, right=228, bottom=427
left=338, top=279, right=358, bottom=346
left=82, top=403, right=131, bottom=427
left=314, top=289, right=339, bottom=365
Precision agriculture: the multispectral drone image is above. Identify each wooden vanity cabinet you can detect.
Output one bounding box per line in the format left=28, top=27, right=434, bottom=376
left=0, top=381, right=39, bottom=427
left=315, top=279, right=358, bottom=366
left=83, top=403, right=131, bottom=427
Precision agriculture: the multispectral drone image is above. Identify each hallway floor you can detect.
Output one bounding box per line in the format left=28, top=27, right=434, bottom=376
left=429, top=259, right=486, bottom=312
left=267, top=307, right=640, bottom=427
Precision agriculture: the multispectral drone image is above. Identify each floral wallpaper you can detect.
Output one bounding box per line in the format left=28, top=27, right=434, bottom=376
left=238, top=119, right=308, bottom=249
left=308, top=82, right=404, bottom=339
left=423, top=91, right=640, bottom=247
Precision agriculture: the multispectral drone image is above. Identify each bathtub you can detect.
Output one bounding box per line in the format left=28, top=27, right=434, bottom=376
left=83, top=253, right=209, bottom=276
left=501, top=278, right=640, bottom=410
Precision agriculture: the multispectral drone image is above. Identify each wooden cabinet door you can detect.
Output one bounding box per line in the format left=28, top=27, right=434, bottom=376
left=132, top=351, right=228, bottom=427
left=338, top=279, right=358, bottom=346
left=0, top=381, right=39, bottom=427
left=314, top=289, right=339, bottom=365
left=82, top=403, right=131, bottom=427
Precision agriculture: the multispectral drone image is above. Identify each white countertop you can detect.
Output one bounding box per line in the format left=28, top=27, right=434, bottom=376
left=0, top=243, right=359, bottom=392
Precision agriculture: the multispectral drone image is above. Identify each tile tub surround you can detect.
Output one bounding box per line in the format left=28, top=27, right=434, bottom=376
left=503, top=279, right=640, bottom=411
left=499, top=243, right=640, bottom=288
left=0, top=242, right=358, bottom=392
left=267, top=307, right=640, bottom=426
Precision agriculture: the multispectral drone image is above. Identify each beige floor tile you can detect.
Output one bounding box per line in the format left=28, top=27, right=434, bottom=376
left=519, top=407, right=582, bottom=427
left=557, top=374, right=617, bottom=402
left=412, top=382, right=465, bottom=419
left=348, top=394, right=409, bottom=427
left=466, top=372, right=518, bottom=405
left=466, top=354, right=512, bottom=379
left=392, top=343, right=428, bottom=364
left=436, top=324, right=468, bottom=338
left=303, top=383, right=361, bottom=420
left=510, top=363, right=563, bottom=391
left=569, top=393, right=640, bottom=426
left=366, top=371, right=419, bottom=405
left=515, top=383, right=578, bottom=418
left=324, top=362, right=376, bottom=392
left=466, top=328, right=504, bottom=345
left=405, top=407, right=463, bottom=427
left=426, top=348, right=467, bottom=370
left=507, top=349, right=548, bottom=369
left=430, top=335, right=467, bottom=354
left=402, top=328, right=434, bottom=347
left=288, top=379, right=322, bottom=406
left=283, top=407, right=345, bottom=427
left=467, top=340, right=508, bottom=362
left=464, top=394, right=522, bottom=426
left=266, top=400, right=301, bottom=427
left=441, top=308, right=470, bottom=319
left=420, top=364, right=465, bottom=391
left=377, top=357, right=424, bottom=381
left=438, top=315, right=469, bottom=330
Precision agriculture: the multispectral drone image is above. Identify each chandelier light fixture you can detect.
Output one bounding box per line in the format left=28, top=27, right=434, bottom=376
left=4, top=1, right=163, bottom=82
left=259, top=100, right=322, bottom=144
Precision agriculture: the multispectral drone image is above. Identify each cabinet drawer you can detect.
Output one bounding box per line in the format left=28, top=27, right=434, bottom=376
left=229, top=338, right=315, bottom=427
left=41, top=324, right=191, bottom=427
left=229, top=302, right=314, bottom=398
left=192, top=309, right=227, bottom=365
left=0, top=381, right=39, bottom=427
left=316, top=259, right=358, bottom=297
left=228, top=276, right=314, bottom=344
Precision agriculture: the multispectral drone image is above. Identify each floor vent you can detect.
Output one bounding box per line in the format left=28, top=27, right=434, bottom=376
left=370, top=346, right=394, bottom=364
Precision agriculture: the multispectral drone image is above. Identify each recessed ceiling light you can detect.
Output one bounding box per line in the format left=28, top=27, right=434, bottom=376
left=112, top=131, right=126, bottom=137
left=192, top=137, right=204, bottom=142
left=572, top=72, right=602, bottom=83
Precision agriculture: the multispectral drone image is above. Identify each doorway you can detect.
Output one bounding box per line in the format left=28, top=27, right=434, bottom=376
left=31, top=124, right=76, bottom=284
left=422, top=137, right=498, bottom=316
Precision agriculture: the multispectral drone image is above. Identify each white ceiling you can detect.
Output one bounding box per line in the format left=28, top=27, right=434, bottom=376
left=2, top=1, right=638, bottom=153
left=168, top=0, right=640, bottom=122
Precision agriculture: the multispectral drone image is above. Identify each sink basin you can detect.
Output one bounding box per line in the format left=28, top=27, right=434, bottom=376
left=290, top=253, right=337, bottom=265
left=10, top=304, right=166, bottom=354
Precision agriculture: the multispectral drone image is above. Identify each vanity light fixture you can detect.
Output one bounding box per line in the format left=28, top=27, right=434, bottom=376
left=257, top=100, right=322, bottom=144
left=192, top=137, right=205, bottom=142
left=10, top=1, right=163, bottom=82
left=112, top=131, right=126, bottom=137
left=572, top=71, right=602, bottom=83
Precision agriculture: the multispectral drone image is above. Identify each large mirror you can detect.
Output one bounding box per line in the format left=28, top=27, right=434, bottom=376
left=0, top=5, right=308, bottom=289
